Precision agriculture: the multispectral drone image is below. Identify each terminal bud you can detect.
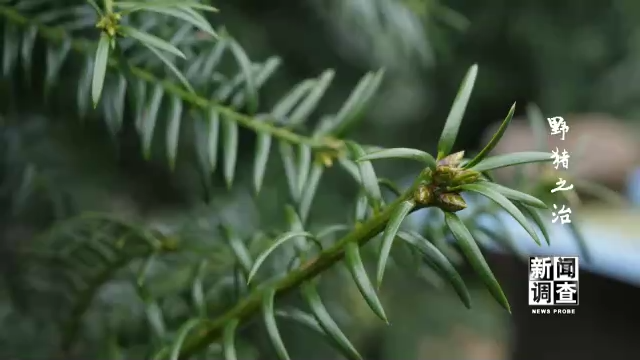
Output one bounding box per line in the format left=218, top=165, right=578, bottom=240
left=437, top=193, right=467, bottom=212
left=438, top=151, right=465, bottom=167
left=433, top=165, right=458, bottom=184
left=414, top=185, right=433, bottom=205
left=452, top=169, right=481, bottom=185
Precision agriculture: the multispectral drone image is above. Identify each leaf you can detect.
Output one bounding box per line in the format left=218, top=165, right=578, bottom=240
left=558, top=182, right=582, bottom=209
left=344, top=242, right=388, bottom=323
left=437, top=64, right=478, bottom=159
left=134, top=257, right=167, bottom=341
left=271, top=79, right=317, bottom=120
left=166, top=97, right=183, bottom=171
left=574, top=179, right=628, bottom=206
left=103, top=90, right=118, bottom=136
left=222, top=319, right=240, bottom=360
left=201, top=38, right=227, bottom=75
left=207, top=108, right=220, bottom=172
left=2, top=23, right=18, bottom=77
left=331, top=69, right=385, bottom=136
left=136, top=252, right=157, bottom=287
left=168, top=319, right=205, bottom=360
left=246, top=231, right=314, bottom=284
left=20, top=26, right=38, bottom=80
left=284, top=206, right=314, bottom=252
left=478, top=181, right=547, bottom=209
left=436, top=5, right=470, bottom=31
left=354, top=192, right=369, bottom=222
left=253, top=133, right=272, bottom=194
left=262, top=288, right=291, bottom=360
left=168, top=23, right=192, bottom=46
left=191, top=260, right=207, bottom=317
left=377, top=178, right=402, bottom=198
left=396, top=231, right=471, bottom=308
left=104, top=0, right=115, bottom=12
left=143, top=43, right=194, bottom=93
left=473, top=223, right=524, bottom=259
left=228, top=39, right=258, bottom=113
left=357, top=147, right=437, bottom=170
left=142, top=85, right=165, bottom=159
left=469, top=151, right=553, bottom=173
left=423, top=222, right=463, bottom=265
left=144, top=301, right=167, bottom=340
left=464, top=102, right=516, bottom=169
left=301, top=282, right=363, bottom=360
left=12, top=164, right=36, bottom=216
left=115, top=0, right=219, bottom=13
left=36, top=6, right=91, bottom=26
left=566, top=219, right=591, bottom=263
left=346, top=141, right=383, bottom=211
left=185, top=54, right=206, bottom=80
left=178, top=6, right=218, bottom=37
left=279, top=142, right=300, bottom=201
left=194, top=121, right=212, bottom=193
left=86, top=0, right=103, bottom=15
left=77, top=57, right=93, bottom=119
left=113, top=74, right=127, bottom=131
left=415, top=262, right=446, bottom=289
left=102, top=74, right=127, bottom=135
left=119, top=25, right=186, bottom=59
left=298, top=164, right=324, bottom=224
left=220, top=225, right=253, bottom=275
left=288, top=70, right=335, bottom=125
left=525, top=103, right=548, bottom=152
left=231, top=57, right=281, bottom=108
left=222, top=116, right=238, bottom=188
left=315, top=224, right=350, bottom=240
left=444, top=212, right=510, bottom=313
left=296, top=145, right=312, bottom=197
left=44, top=40, right=71, bottom=94
left=337, top=157, right=362, bottom=183
left=459, top=183, right=541, bottom=245
left=481, top=170, right=496, bottom=182
left=376, top=200, right=414, bottom=288
left=516, top=204, right=551, bottom=246
left=275, top=308, right=324, bottom=335
left=312, top=115, right=335, bottom=137
left=105, top=330, right=123, bottom=360
left=92, top=32, right=110, bottom=107
left=123, top=5, right=217, bottom=37
left=132, top=80, right=147, bottom=131
left=77, top=236, right=117, bottom=264
left=68, top=244, right=111, bottom=269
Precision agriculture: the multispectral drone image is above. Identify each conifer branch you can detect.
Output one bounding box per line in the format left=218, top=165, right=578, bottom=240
left=0, top=5, right=342, bottom=151
left=177, top=185, right=418, bottom=359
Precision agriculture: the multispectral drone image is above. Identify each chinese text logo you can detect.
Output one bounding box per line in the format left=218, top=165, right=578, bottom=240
left=529, top=256, right=579, bottom=314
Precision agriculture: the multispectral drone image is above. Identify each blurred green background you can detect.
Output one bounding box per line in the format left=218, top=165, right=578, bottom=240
left=2, top=0, right=640, bottom=359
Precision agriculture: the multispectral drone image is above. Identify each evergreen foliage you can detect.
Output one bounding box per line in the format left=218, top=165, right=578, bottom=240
left=1, top=1, right=607, bottom=359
